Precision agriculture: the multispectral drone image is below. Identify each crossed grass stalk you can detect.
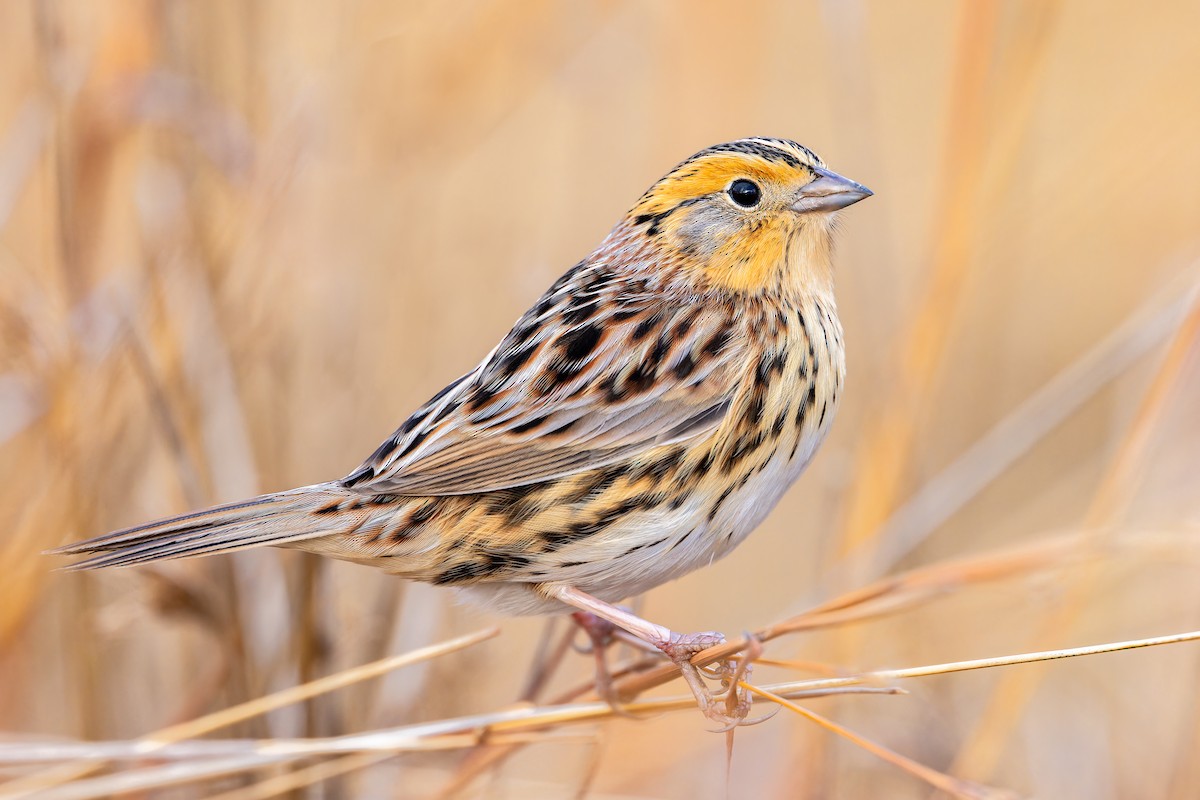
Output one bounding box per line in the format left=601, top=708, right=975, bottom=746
left=4, top=526, right=1200, bottom=800
left=5, top=3, right=1200, bottom=793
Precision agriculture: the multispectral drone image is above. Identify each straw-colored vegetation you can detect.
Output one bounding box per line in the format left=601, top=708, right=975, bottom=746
left=2, top=1, right=1199, bottom=797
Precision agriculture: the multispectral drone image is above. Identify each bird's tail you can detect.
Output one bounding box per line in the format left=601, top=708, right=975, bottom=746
left=48, top=483, right=357, bottom=570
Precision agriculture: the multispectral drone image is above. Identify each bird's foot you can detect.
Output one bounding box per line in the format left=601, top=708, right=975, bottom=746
left=539, top=584, right=776, bottom=729
left=657, top=630, right=774, bottom=731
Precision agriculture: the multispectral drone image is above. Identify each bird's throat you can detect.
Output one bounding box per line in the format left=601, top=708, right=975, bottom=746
left=701, top=217, right=836, bottom=298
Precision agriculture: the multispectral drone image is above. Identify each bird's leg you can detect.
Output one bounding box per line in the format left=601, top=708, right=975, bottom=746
left=539, top=583, right=755, bottom=730
left=569, top=611, right=623, bottom=711
left=570, top=611, right=654, bottom=720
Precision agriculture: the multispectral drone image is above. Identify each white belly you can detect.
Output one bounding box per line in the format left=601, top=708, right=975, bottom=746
left=458, top=425, right=828, bottom=617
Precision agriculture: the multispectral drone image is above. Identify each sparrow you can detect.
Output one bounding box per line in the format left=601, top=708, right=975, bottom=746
left=51, top=137, right=872, bottom=728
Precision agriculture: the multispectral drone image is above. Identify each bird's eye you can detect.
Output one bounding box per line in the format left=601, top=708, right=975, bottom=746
left=727, top=179, right=761, bottom=208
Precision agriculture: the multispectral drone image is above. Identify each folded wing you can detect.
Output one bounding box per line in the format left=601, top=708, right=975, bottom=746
left=344, top=266, right=744, bottom=496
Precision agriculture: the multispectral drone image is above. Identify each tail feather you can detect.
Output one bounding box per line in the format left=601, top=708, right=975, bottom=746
left=48, top=483, right=356, bottom=570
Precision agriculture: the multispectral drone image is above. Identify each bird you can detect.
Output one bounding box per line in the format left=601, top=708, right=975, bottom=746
left=50, top=137, right=871, bottom=728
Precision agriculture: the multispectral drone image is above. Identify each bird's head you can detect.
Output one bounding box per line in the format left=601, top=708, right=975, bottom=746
left=619, top=138, right=871, bottom=296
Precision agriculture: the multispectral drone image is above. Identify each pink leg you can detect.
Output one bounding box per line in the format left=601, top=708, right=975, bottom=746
left=539, top=583, right=755, bottom=730
left=570, top=612, right=617, bottom=702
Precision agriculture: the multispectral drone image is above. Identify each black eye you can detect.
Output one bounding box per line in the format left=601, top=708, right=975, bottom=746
left=727, top=179, right=761, bottom=208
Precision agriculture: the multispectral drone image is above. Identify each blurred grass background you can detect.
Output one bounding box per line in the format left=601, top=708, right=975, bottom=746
left=2, top=0, right=1200, bottom=797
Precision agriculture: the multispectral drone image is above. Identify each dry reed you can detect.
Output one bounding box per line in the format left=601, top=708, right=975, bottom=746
left=3, top=1, right=1200, bottom=797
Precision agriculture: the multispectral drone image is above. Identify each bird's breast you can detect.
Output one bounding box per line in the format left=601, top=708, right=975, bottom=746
left=694, top=293, right=844, bottom=551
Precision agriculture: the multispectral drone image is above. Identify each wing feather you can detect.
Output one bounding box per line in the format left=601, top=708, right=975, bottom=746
left=343, top=263, right=744, bottom=496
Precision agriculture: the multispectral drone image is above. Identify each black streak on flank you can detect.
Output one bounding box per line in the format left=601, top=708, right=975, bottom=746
left=796, top=382, right=818, bottom=426
left=433, top=551, right=533, bottom=585
left=649, top=447, right=686, bottom=479
left=799, top=311, right=818, bottom=377
left=747, top=391, right=765, bottom=426
left=483, top=550, right=533, bottom=573
left=541, top=518, right=606, bottom=552
left=433, top=562, right=485, bottom=585
left=409, top=500, right=439, bottom=526
left=668, top=530, right=693, bottom=550
left=584, top=464, right=626, bottom=498
left=501, top=495, right=543, bottom=526
left=755, top=352, right=786, bottom=387
left=722, top=432, right=765, bottom=473
left=620, top=536, right=669, bottom=558
left=772, top=410, right=788, bottom=437
left=708, top=486, right=735, bottom=521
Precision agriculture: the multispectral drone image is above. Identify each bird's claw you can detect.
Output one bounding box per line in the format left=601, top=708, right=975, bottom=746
left=657, top=630, right=765, bottom=731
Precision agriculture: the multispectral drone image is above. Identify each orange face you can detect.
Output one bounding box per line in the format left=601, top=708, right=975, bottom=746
left=624, top=139, right=868, bottom=295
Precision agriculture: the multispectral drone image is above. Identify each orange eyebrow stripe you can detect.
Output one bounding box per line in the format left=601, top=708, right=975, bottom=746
left=635, top=154, right=803, bottom=215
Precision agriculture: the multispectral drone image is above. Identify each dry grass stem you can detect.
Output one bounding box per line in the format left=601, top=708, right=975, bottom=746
left=866, top=268, right=1200, bottom=576
left=0, top=628, right=497, bottom=798
left=204, top=752, right=390, bottom=800
left=954, top=284, right=1200, bottom=779
left=741, top=683, right=1018, bottom=800
left=140, top=627, right=499, bottom=750
left=5, top=3, right=1198, bottom=795
left=3, top=627, right=1195, bottom=772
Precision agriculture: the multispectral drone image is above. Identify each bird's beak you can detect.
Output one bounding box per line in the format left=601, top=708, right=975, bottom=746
left=791, top=166, right=873, bottom=213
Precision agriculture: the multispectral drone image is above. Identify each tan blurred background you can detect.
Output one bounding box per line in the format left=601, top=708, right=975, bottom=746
left=2, top=1, right=1200, bottom=797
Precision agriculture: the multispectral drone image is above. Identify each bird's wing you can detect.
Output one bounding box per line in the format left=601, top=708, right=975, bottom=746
left=343, top=266, right=744, bottom=496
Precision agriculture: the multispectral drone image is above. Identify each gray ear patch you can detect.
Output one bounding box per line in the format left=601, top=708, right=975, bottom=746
left=674, top=201, right=741, bottom=257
